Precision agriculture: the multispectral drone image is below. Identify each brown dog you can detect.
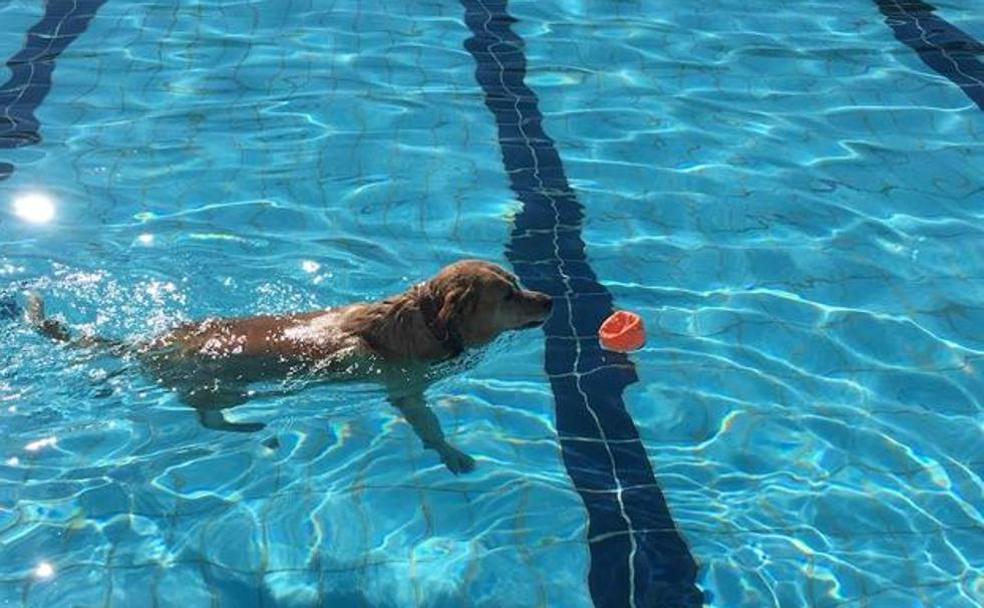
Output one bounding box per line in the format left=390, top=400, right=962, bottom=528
left=27, top=260, right=552, bottom=474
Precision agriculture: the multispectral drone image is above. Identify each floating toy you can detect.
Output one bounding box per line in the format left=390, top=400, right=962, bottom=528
left=599, top=310, right=646, bottom=352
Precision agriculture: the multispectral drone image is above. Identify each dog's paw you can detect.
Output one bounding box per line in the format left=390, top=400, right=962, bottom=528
left=439, top=445, right=476, bottom=475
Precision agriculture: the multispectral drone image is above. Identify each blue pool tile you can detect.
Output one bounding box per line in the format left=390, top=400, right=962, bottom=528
left=874, top=0, right=984, bottom=110
left=24, top=566, right=108, bottom=607
left=543, top=336, right=628, bottom=376
left=584, top=533, right=633, bottom=607
left=156, top=565, right=213, bottom=607
left=631, top=530, right=707, bottom=608
left=559, top=439, right=618, bottom=490
left=0, top=0, right=107, bottom=179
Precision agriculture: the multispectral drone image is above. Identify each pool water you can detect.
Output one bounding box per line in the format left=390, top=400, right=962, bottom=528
left=1, top=0, right=982, bottom=606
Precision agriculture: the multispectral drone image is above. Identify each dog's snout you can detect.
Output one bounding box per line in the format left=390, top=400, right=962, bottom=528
left=529, top=291, right=552, bottom=312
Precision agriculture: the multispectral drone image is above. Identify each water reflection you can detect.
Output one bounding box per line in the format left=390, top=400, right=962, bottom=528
left=12, top=192, right=55, bottom=224
left=33, top=562, right=54, bottom=580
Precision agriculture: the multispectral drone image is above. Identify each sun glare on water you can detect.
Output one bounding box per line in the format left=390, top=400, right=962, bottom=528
left=12, top=192, right=56, bottom=224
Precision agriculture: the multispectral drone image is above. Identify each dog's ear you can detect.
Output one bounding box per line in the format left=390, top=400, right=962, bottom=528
left=435, top=284, right=475, bottom=338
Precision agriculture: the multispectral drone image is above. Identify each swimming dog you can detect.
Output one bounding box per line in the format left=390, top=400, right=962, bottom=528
left=26, top=260, right=553, bottom=474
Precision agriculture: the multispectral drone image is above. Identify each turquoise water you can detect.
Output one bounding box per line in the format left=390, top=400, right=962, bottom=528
left=1, top=0, right=983, bottom=606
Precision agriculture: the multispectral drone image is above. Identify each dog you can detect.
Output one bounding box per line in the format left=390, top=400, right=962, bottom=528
left=25, top=260, right=552, bottom=474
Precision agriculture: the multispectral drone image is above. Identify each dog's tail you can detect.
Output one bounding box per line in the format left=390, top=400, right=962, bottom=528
left=24, top=292, right=126, bottom=353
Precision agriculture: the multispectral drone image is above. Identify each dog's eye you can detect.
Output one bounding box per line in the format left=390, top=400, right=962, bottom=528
left=503, top=290, right=514, bottom=302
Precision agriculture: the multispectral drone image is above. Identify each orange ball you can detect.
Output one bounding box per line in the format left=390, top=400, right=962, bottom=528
left=599, top=311, right=646, bottom=352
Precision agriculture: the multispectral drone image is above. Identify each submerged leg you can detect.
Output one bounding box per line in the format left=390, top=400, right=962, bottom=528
left=181, top=385, right=266, bottom=433
left=196, top=409, right=265, bottom=433
left=389, top=390, right=475, bottom=474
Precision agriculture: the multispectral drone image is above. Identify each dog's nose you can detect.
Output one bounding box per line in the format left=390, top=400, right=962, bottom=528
left=523, top=290, right=553, bottom=313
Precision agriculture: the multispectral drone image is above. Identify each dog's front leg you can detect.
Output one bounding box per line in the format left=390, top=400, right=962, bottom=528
left=388, top=391, right=475, bottom=475
left=181, top=385, right=266, bottom=433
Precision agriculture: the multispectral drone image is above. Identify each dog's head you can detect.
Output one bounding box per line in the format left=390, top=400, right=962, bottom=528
left=422, top=260, right=552, bottom=348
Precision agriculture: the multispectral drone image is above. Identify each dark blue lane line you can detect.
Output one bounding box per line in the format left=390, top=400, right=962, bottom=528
left=874, top=0, right=984, bottom=110
left=459, top=2, right=703, bottom=606
left=0, top=0, right=108, bottom=181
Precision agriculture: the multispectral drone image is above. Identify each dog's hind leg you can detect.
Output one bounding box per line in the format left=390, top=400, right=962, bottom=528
left=25, top=292, right=127, bottom=354
left=389, top=390, right=475, bottom=474
left=25, top=292, right=71, bottom=341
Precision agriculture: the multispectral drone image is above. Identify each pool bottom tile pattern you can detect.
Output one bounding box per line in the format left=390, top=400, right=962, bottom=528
left=460, top=0, right=702, bottom=606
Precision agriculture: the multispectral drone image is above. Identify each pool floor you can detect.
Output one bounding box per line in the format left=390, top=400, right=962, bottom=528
left=1, top=1, right=982, bottom=606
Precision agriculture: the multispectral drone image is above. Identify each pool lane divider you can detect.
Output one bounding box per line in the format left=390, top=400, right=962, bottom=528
left=874, top=0, right=984, bottom=110
left=459, top=1, right=703, bottom=606
left=0, top=0, right=108, bottom=181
